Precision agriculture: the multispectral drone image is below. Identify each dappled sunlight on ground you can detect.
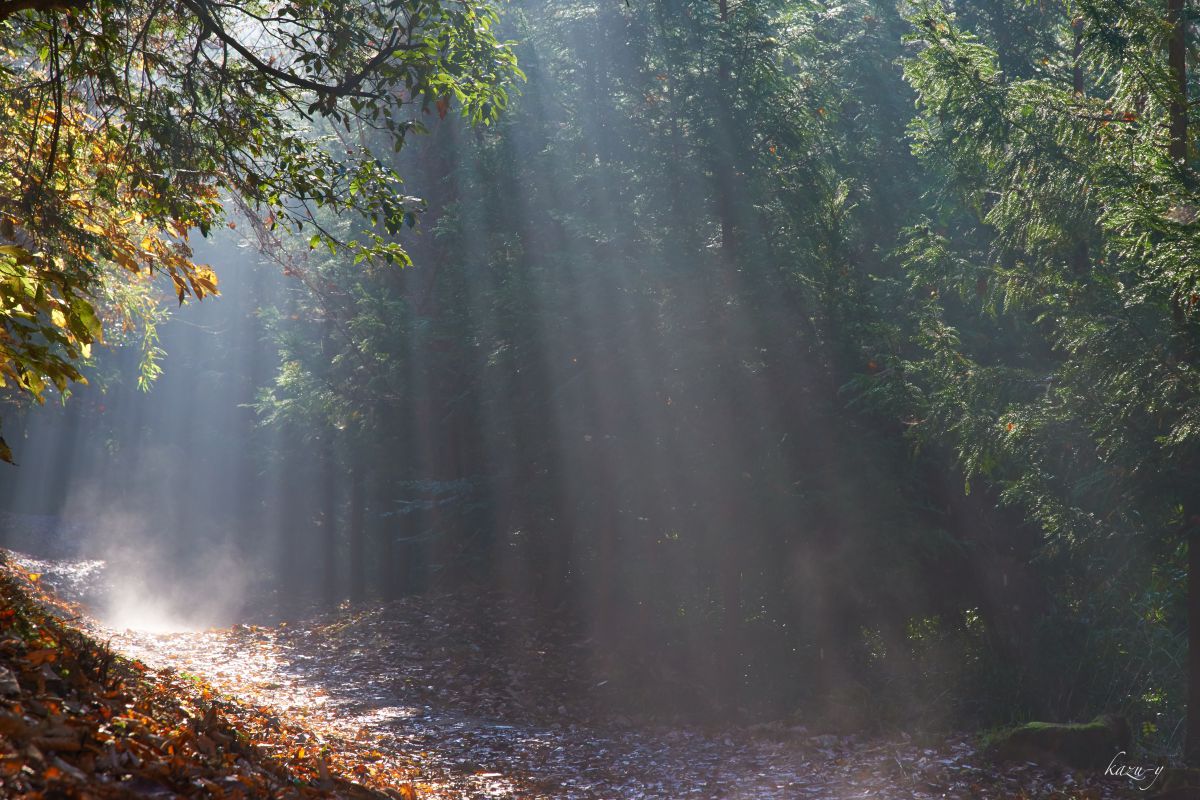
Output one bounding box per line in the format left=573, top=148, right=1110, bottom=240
left=92, top=596, right=1136, bottom=799
left=4, top=547, right=1138, bottom=798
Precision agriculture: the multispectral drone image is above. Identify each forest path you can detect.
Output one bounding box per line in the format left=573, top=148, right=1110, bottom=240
left=11, top=547, right=1133, bottom=799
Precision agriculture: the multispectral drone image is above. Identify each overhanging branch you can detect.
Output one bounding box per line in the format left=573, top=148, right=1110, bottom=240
left=177, top=0, right=409, bottom=100
left=0, top=0, right=87, bottom=21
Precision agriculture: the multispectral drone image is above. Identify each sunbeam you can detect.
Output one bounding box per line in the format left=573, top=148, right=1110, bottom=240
left=0, top=0, right=1190, bottom=796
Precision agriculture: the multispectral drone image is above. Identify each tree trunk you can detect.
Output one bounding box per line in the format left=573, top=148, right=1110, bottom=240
left=320, top=316, right=339, bottom=608
left=372, top=471, right=399, bottom=602
left=1072, top=17, right=1085, bottom=95
left=1188, top=519, right=1200, bottom=765
left=1067, top=19, right=1091, bottom=277
left=714, top=0, right=738, bottom=258
left=319, top=440, right=337, bottom=607
left=348, top=463, right=366, bottom=603
left=1168, top=0, right=1188, bottom=165
left=1167, top=0, right=1197, bottom=766
left=277, top=449, right=307, bottom=609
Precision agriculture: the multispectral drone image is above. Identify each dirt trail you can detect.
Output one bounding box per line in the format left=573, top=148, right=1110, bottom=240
left=8, top=547, right=1135, bottom=799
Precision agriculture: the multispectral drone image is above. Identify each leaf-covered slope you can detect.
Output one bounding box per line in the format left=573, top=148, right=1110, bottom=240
left=0, top=555, right=398, bottom=799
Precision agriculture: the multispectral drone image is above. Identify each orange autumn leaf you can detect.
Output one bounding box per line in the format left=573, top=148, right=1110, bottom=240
left=25, top=648, right=57, bottom=665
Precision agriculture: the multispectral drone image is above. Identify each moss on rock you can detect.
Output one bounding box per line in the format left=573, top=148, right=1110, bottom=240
left=984, top=715, right=1131, bottom=770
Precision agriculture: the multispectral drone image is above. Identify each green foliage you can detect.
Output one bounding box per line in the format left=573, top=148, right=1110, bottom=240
left=0, top=0, right=521, bottom=458
left=16, top=0, right=1200, bottom=745
left=832, top=0, right=1200, bottom=743
left=249, top=0, right=974, bottom=722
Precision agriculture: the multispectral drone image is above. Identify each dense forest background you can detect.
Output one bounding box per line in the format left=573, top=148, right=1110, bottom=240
left=2, top=0, right=1198, bottom=762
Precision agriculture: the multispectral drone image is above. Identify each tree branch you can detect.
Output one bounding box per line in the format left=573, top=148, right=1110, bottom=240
left=177, top=0, right=408, bottom=100
left=0, top=0, right=87, bottom=21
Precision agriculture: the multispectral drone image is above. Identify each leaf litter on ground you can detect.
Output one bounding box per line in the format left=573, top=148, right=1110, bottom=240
left=2, top=548, right=1143, bottom=799
left=0, top=553, right=400, bottom=799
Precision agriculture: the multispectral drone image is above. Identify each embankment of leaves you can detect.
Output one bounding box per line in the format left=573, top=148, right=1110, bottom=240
left=0, top=553, right=410, bottom=799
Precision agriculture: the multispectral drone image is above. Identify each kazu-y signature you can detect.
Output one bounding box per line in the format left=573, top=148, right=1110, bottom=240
left=1105, top=751, right=1164, bottom=792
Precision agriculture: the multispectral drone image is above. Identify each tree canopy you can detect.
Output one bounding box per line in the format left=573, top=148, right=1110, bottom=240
left=7, top=0, right=1200, bottom=771
left=0, top=0, right=520, bottom=459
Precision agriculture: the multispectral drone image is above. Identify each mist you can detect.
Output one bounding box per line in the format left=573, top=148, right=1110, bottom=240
left=0, top=0, right=1182, bottom=795
left=1, top=0, right=1021, bottom=720
left=0, top=231, right=278, bottom=631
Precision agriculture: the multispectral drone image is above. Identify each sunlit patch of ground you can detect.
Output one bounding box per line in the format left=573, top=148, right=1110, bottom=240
left=98, top=601, right=211, bottom=634
left=4, top=547, right=1139, bottom=799
left=6, top=553, right=107, bottom=602
left=93, top=598, right=1137, bottom=799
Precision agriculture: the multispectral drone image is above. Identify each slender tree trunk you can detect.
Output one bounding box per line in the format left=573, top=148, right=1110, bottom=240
left=348, top=462, right=366, bottom=603
left=47, top=403, right=80, bottom=511
left=319, top=440, right=337, bottom=606
left=372, top=470, right=399, bottom=602
left=1188, top=515, right=1200, bottom=765
left=713, top=0, right=745, bottom=709
left=1167, top=0, right=1198, bottom=766
left=1168, top=0, right=1188, bottom=165
left=715, top=0, right=738, bottom=257
left=717, top=538, right=743, bottom=711
left=277, top=448, right=306, bottom=609
left=1067, top=19, right=1091, bottom=276
left=1072, top=17, right=1085, bottom=95
left=320, top=317, right=338, bottom=608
